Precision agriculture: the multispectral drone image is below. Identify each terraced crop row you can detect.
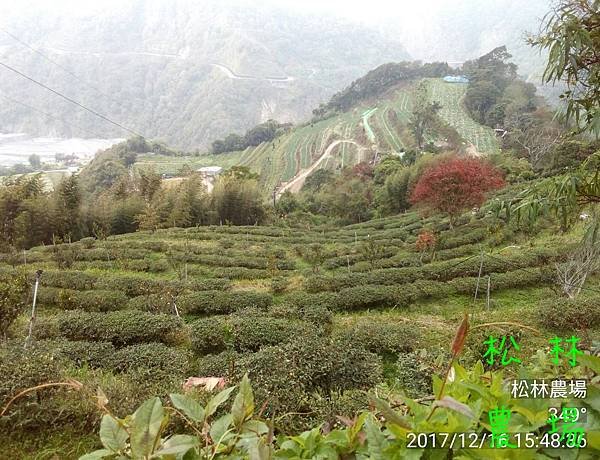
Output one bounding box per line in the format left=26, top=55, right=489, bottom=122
left=425, top=78, right=499, bottom=153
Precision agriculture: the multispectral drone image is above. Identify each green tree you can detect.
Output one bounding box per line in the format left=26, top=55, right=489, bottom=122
left=28, top=153, right=41, bottom=170
left=408, top=82, right=442, bottom=150
left=528, top=0, right=600, bottom=135
left=503, top=1, right=600, bottom=227
left=212, top=176, right=265, bottom=225
left=55, top=174, right=82, bottom=239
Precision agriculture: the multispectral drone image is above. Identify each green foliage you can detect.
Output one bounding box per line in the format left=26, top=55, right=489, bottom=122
left=495, top=152, right=600, bottom=231
left=52, top=289, right=128, bottom=312
left=335, top=317, right=418, bottom=356
left=212, top=119, right=291, bottom=154
left=538, top=294, right=600, bottom=331
left=0, top=340, right=65, bottom=401
left=316, top=61, right=450, bottom=115
left=0, top=273, right=29, bottom=338
left=178, top=290, right=272, bottom=315
left=462, top=46, right=533, bottom=128
left=230, top=313, right=307, bottom=352
left=211, top=176, right=266, bottom=225
left=409, top=80, right=442, bottom=149
left=110, top=343, right=191, bottom=382
left=529, top=0, right=600, bottom=135
left=84, top=348, right=600, bottom=459
left=233, top=334, right=382, bottom=419
left=189, top=316, right=231, bottom=355
left=56, top=310, right=184, bottom=346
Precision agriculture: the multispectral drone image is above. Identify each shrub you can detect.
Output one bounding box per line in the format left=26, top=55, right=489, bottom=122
left=57, top=289, right=128, bottom=312
left=230, top=314, right=307, bottom=352
left=0, top=340, right=65, bottom=402
left=41, top=270, right=96, bottom=290
left=109, top=343, right=192, bottom=381
left=95, top=276, right=231, bottom=297
left=195, top=350, right=238, bottom=377
left=189, top=316, right=231, bottom=355
left=42, top=339, right=115, bottom=368
left=56, top=310, right=184, bottom=345
left=0, top=274, right=29, bottom=338
left=335, top=318, right=418, bottom=355
left=127, top=293, right=176, bottom=314
left=283, top=291, right=337, bottom=310
left=395, top=351, right=435, bottom=398
left=538, top=295, right=600, bottom=331
left=271, top=276, right=289, bottom=294
left=178, top=291, right=272, bottom=315
left=79, top=237, right=95, bottom=249
left=334, top=285, right=414, bottom=311
left=213, top=267, right=270, bottom=280
left=233, top=334, right=382, bottom=420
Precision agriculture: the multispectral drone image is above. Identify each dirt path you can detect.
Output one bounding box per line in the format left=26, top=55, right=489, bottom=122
left=277, top=139, right=359, bottom=196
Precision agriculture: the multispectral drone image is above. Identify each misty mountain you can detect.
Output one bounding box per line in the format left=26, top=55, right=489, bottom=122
left=0, top=0, right=551, bottom=151
left=388, top=0, right=550, bottom=80
left=0, top=0, right=410, bottom=150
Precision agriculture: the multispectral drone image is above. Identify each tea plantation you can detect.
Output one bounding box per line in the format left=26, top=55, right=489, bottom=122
left=2, top=207, right=599, bottom=457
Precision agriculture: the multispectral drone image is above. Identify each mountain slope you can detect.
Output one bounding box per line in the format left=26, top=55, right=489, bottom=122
left=0, top=0, right=409, bottom=150
left=134, top=73, right=499, bottom=193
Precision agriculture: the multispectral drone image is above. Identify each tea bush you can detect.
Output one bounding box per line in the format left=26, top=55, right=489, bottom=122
left=0, top=274, right=29, bottom=338
left=58, top=289, right=128, bottom=312
left=230, top=313, right=307, bottom=352
left=178, top=290, right=272, bottom=314
left=538, top=294, right=600, bottom=331
left=334, top=318, right=418, bottom=355
left=41, top=270, right=96, bottom=290
left=0, top=340, right=65, bottom=402
left=109, top=343, right=192, bottom=381
left=56, top=310, right=184, bottom=345
left=189, top=316, right=231, bottom=355
left=42, top=339, right=115, bottom=368
left=233, top=334, right=382, bottom=422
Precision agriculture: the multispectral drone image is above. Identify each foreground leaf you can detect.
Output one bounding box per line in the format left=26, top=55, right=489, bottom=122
left=130, top=397, right=164, bottom=458
left=99, top=415, right=128, bottom=453
left=170, top=393, right=205, bottom=423
left=153, top=434, right=199, bottom=456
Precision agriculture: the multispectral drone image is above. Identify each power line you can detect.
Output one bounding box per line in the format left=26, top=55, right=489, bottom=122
left=0, top=90, right=102, bottom=138
left=0, top=60, right=146, bottom=139
left=0, top=27, right=122, bottom=107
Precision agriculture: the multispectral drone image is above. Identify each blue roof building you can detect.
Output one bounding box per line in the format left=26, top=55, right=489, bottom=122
left=443, top=75, right=469, bottom=84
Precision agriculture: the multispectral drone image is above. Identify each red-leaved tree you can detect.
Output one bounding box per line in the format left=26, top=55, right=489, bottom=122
left=410, top=156, right=505, bottom=226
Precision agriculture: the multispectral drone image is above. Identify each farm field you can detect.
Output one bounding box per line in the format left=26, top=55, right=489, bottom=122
left=131, top=79, right=496, bottom=193
left=2, top=205, right=598, bottom=457
left=425, top=78, right=499, bottom=154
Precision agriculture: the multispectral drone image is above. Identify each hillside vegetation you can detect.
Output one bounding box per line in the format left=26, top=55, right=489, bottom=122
left=1, top=1, right=600, bottom=458
left=2, top=202, right=599, bottom=456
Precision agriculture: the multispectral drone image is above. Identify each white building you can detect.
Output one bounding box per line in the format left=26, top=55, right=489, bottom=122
left=197, top=166, right=223, bottom=193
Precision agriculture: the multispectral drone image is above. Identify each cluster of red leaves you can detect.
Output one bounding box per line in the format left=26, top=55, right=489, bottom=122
left=410, top=156, right=505, bottom=217
left=344, top=162, right=374, bottom=181
left=415, top=230, right=437, bottom=252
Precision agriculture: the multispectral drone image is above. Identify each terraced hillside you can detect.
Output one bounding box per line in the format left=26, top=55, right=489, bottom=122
left=426, top=78, right=499, bottom=154
left=4, top=199, right=598, bottom=456
left=134, top=79, right=495, bottom=192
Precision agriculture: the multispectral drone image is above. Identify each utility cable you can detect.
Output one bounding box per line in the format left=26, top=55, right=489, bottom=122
left=0, top=90, right=102, bottom=138
left=0, top=27, right=122, bottom=107
left=0, top=60, right=146, bottom=139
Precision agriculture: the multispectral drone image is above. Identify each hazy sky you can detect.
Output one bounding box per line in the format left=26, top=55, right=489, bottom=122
left=0, top=0, right=482, bottom=25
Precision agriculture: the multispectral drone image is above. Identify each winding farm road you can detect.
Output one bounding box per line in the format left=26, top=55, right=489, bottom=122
left=277, top=139, right=359, bottom=197
left=211, top=63, right=295, bottom=83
